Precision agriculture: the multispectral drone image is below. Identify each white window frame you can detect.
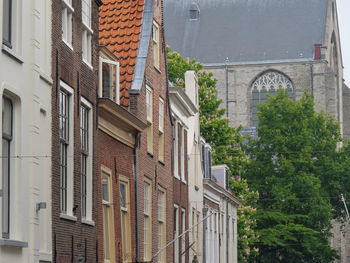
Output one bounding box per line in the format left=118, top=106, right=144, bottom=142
left=80, top=97, right=94, bottom=224
left=159, top=98, right=164, bottom=133
left=62, top=0, right=74, bottom=49
left=180, top=126, right=186, bottom=183
left=157, top=189, right=166, bottom=263
left=174, top=204, right=179, bottom=263
left=1, top=96, right=13, bottom=239
left=146, top=86, right=153, bottom=123
left=181, top=208, right=186, bottom=263
left=99, top=57, right=120, bottom=104
left=102, top=169, right=114, bottom=262
left=59, top=81, right=75, bottom=220
left=120, top=179, right=131, bottom=263
left=144, top=181, right=152, bottom=261
left=173, top=119, right=179, bottom=179
left=152, top=21, right=160, bottom=69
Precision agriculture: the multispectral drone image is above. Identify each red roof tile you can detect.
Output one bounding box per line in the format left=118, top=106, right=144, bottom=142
left=99, top=0, right=145, bottom=107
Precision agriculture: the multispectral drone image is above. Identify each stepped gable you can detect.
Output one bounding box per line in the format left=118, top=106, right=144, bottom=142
left=99, top=0, right=144, bottom=107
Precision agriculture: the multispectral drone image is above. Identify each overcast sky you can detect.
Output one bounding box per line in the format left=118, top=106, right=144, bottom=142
left=338, top=0, right=350, bottom=86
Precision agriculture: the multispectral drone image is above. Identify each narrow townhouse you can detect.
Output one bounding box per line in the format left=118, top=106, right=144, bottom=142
left=96, top=45, right=148, bottom=262
left=169, top=73, right=198, bottom=263
left=201, top=140, right=240, bottom=263
left=99, top=0, right=173, bottom=262
left=184, top=71, right=204, bottom=263
left=0, top=0, right=52, bottom=262
left=51, top=0, right=102, bottom=261
left=212, top=165, right=240, bottom=263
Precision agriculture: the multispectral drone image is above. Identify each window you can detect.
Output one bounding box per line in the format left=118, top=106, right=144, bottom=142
left=157, top=190, right=166, bottom=263
left=99, top=57, right=120, bottom=104
left=80, top=98, right=92, bottom=221
left=251, top=71, right=293, bottom=126
left=146, top=86, right=153, bottom=153
left=2, top=0, right=12, bottom=47
left=59, top=81, right=74, bottom=216
left=2, top=97, right=12, bottom=238
left=173, top=120, right=179, bottom=178
left=196, top=212, right=200, bottom=253
left=59, top=90, right=69, bottom=213
left=82, top=0, right=92, bottom=66
left=174, top=205, right=179, bottom=263
left=144, top=182, right=152, bottom=261
left=192, top=209, right=195, bottom=253
left=120, top=180, right=131, bottom=262
left=102, top=171, right=115, bottom=261
left=181, top=209, right=186, bottom=263
left=152, top=21, right=160, bottom=69
left=62, top=0, right=74, bottom=48
left=180, top=127, right=185, bottom=182
left=158, top=98, right=164, bottom=161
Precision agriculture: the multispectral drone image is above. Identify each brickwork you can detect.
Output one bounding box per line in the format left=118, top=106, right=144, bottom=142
left=97, top=130, right=136, bottom=262
left=51, top=0, right=101, bottom=262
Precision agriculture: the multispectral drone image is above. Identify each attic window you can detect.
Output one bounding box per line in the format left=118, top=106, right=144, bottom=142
left=189, top=3, right=199, bottom=20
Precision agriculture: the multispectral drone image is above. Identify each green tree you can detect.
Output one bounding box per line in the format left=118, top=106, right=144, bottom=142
left=243, top=90, right=343, bottom=262
left=167, top=47, right=258, bottom=262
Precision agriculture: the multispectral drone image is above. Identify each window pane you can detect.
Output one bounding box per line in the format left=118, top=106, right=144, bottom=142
left=2, top=139, right=10, bottom=238
left=2, top=97, right=12, bottom=137
left=120, top=182, right=126, bottom=209
left=81, top=154, right=87, bottom=217
left=144, top=182, right=149, bottom=214
left=159, top=99, right=164, bottom=132
left=102, top=179, right=109, bottom=202
left=103, top=205, right=110, bottom=259
left=2, top=0, right=11, bottom=46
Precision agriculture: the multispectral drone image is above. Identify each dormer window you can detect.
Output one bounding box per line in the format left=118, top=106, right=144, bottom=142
left=189, top=3, right=199, bottom=20
left=99, top=57, right=120, bottom=104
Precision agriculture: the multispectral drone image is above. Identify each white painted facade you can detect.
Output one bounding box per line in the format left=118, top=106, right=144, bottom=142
left=0, top=0, right=52, bottom=262
left=184, top=71, right=204, bottom=263
left=203, top=175, right=240, bottom=263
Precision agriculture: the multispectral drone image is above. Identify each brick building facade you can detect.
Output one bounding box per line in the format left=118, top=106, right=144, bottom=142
left=99, top=0, right=174, bottom=262
left=51, top=0, right=102, bottom=262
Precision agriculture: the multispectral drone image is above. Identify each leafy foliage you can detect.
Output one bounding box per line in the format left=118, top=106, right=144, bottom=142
left=167, top=46, right=258, bottom=262
left=243, top=90, right=346, bottom=262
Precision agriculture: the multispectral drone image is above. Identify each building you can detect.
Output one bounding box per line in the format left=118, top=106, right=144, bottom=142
left=169, top=72, right=198, bottom=263
left=201, top=144, right=240, bottom=263
left=96, top=46, right=147, bottom=263
left=0, top=0, right=52, bottom=262
left=51, top=0, right=102, bottom=261
left=164, top=1, right=349, bottom=261
left=184, top=71, right=204, bottom=263
left=164, top=0, right=345, bottom=135
left=99, top=0, right=174, bottom=262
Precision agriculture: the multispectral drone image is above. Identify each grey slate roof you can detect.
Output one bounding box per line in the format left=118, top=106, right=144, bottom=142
left=164, top=0, right=328, bottom=64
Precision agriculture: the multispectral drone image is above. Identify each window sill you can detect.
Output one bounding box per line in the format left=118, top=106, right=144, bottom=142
left=82, top=218, right=95, bottom=226
left=174, top=175, right=181, bottom=180
left=2, top=44, right=24, bottom=64
left=62, top=39, right=73, bottom=51
left=60, top=213, right=77, bottom=222
left=40, top=71, right=53, bottom=85
left=154, top=65, right=161, bottom=74
left=147, top=152, right=154, bottom=158
left=158, top=160, right=165, bottom=166
left=0, top=238, right=28, bottom=247
left=181, top=179, right=187, bottom=185
left=83, top=59, right=93, bottom=70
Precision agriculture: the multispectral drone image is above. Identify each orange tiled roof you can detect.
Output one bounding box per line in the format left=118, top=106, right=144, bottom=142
left=99, top=0, right=145, bottom=107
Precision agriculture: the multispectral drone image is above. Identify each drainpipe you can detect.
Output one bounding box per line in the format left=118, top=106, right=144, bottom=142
left=225, top=58, right=229, bottom=117
left=310, top=63, right=314, bottom=95
left=134, top=132, right=141, bottom=260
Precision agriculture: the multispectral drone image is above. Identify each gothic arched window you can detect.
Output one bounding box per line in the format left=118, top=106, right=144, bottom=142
left=251, top=71, right=293, bottom=126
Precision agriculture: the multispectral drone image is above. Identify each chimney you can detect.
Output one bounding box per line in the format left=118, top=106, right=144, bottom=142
left=185, top=71, right=198, bottom=107
left=314, top=44, right=321, bottom=60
